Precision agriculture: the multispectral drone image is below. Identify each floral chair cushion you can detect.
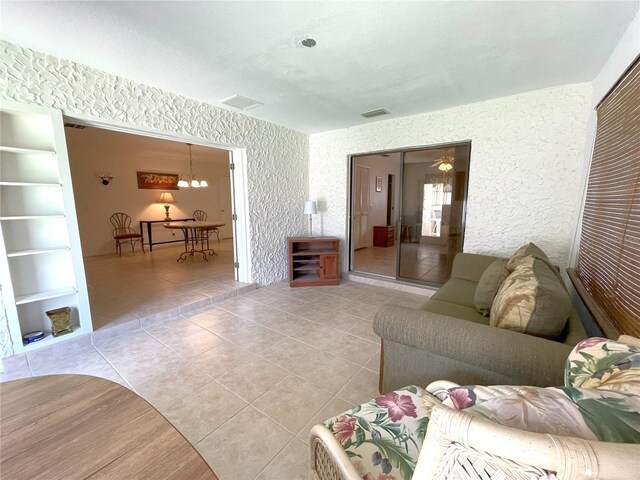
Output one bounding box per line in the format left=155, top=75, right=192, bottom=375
left=324, top=386, right=439, bottom=480
left=565, top=336, right=640, bottom=396
left=440, top=383, right=640, bottom=444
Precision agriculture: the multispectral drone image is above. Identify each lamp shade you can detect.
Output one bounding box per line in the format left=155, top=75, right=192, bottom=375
left=157, top=192, right=176, bottom=204
left=303, top=200, right=317, bottom=215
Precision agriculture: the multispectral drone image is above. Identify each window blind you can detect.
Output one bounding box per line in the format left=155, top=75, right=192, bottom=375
left=577, top=56, right=640, bottom=337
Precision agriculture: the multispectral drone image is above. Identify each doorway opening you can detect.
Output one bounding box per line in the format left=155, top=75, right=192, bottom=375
left=63, top=122, right=245, bottom=331
left=349, top=142, right=471, bottom=286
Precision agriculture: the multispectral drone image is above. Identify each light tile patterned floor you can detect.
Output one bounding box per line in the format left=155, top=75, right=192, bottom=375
left=0, top=280, right=427, bottom=479
left=353, top=243, right=451, bottom=284
left=84, top=239, right=243, bottom=330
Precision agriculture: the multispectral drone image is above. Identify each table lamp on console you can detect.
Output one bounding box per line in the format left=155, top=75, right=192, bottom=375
left=304, top=200, right=317, bottom=236
left=157, top=191, right=176, bottom=221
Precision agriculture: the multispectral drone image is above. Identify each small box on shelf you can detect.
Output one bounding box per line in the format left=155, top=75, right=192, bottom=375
left=46, top=306, right=72, bottom=337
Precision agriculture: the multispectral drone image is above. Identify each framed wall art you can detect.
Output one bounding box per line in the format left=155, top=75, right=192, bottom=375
left=375, top=175, right=383, bottom=192
left=136, top=171, right=179, bottom=190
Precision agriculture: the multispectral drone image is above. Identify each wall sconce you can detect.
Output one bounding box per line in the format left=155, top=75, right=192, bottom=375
left=98, top=174, right=114, bottom=185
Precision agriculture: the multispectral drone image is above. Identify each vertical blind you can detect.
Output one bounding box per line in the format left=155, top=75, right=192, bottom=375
left=577, top=56, right=640, bottom=337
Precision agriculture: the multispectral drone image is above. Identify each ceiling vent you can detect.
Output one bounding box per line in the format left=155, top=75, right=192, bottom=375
left=220, top=94, right=263, bottom=111
left=360, top=108, right=389, bottom=118
left=64, top=123, right=86, bottom=129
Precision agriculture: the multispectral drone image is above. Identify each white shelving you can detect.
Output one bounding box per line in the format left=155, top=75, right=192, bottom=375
left=0, top=100, right=92, bottom=354
left=15, top=287, right=78, bottom=305
left=0, top=182, right=62, bottom=187
left=7, top=246, right=71, bottom=257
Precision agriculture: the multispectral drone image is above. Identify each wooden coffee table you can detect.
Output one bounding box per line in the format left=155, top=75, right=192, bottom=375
left=0, top=374, right=218, bottom=479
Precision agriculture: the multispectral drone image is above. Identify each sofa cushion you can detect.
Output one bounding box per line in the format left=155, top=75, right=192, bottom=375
left=474, top=259, right=510, bottom=316
left=490, top=256, right=571, bottom=339
left=324, top=386, right=440, bottom=480
left=421, top=299, right=490, bottom=325
left=430, top=278, right=477, bottom=309
left=565, top=337, right=640, bottom=396
left=506, top=242, right=552, bottom=270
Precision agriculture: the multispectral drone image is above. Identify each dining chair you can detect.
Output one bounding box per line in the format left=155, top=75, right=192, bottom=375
left=193, top=209, right=220, bottom=243
left=109, top=212, right=145, bottom=256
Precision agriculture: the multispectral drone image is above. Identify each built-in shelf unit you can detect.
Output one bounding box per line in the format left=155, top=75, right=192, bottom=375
left=0, top=100, right=91, bottom=354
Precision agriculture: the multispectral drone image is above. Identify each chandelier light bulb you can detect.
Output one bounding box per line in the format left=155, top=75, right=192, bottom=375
left=179, top=143, right=208, bottom=188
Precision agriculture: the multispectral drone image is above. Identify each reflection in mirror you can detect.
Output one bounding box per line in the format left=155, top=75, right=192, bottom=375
left=350, top=143, right=470, bottom=287
left=351, top=153, right=402, bottom=277
left=399, top=144, right=470, bottom=285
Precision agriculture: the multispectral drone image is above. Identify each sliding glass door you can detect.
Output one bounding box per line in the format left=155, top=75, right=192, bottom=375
left=350, top=142, right=470, bottom=286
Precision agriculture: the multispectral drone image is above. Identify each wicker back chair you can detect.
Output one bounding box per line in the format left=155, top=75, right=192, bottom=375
left=310, top=332, right=640, bottom=480
left=193, top=209, right=220, bottom=243
left=109, top=212, right=144, bottom=256
left=309, top=397, right=639, bottom=480
left=415, top=404, right=637, bottom=480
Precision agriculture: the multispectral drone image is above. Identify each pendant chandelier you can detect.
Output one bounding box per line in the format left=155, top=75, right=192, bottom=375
left=178, top=143, right=208, bottom=188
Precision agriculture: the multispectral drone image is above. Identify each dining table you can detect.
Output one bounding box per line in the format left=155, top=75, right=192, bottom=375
left=164, top=220, right=225, bottom=262
left=0, top=374, right=218, bottom=480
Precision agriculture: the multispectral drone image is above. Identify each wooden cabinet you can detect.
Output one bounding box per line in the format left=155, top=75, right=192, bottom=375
left=373, top=225, right=395, bottom=247
left=288, top=237, right=340, bottom=287
left=0, top=100, right=92, bottom=354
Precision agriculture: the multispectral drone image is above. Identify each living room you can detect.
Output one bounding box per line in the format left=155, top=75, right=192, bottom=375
left=1, top=2, right=639, bottom=479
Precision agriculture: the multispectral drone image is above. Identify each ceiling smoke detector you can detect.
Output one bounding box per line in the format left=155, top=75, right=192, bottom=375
left=301, top=38, right=316, bottom=48
left=220, top=94, right=263, bottom=111
left=360, top=108, right=390, bottom=119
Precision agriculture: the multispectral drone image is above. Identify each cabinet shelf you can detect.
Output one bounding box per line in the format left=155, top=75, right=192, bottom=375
left=0, top=145, right=56, bottom=156
left=294, top=265, right=321, bottom=272
left=0, top=182, right=62, bottom=187
left=292, top=250, right=336, bottom=256
left=15, top=287, right=77, bottom=305
left=7, top=247, right=71, bottom=257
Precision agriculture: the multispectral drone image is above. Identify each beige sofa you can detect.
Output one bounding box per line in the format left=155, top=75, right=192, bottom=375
left=374, top=252, right=588, bottom=392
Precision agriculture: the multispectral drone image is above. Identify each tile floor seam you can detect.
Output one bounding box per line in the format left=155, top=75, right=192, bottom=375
left=287, top=366, right=360, bottom=398
left=92, top=345, right=135, bottom=391
left=251, top=436, right=298, bottom=480
left=248, top=391, right=334, bottom=445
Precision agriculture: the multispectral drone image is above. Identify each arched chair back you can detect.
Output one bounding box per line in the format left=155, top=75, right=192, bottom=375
left=109, top=212, right=144, bottom=256
left=193, top=209, right=208, bottom=221
left=192, top=209, right=220, bottom=244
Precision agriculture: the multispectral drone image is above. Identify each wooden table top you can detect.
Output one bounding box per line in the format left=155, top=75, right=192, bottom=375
left=0, top=375, right=218, bottom=480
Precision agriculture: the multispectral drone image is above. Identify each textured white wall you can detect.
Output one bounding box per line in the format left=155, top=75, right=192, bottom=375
left=310, top=84, right=593, bottom=271
left=0, top=41, right=308, bottom=284
left=0, top=41, right=309, bottom=357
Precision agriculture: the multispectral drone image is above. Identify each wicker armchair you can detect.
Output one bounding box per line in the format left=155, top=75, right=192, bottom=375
left=309, top=337, right=640, bottom=480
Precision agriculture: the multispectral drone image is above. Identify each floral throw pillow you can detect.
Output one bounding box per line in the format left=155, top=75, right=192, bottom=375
left=565, top=337, right=640, bottom=396
left=442, top=384, right=640, bottom=444
left=324, top=386, right=439, bottom=480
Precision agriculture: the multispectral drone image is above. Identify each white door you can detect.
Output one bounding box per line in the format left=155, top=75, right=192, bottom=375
left=218, top=175, right=233, bottom=239
left=353, top=165, right=370, bottom=250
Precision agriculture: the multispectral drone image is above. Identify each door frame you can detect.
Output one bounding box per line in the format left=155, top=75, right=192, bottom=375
left=61, top=112, right=251, bottom=284
left=347, top=140, right=472, bottom=286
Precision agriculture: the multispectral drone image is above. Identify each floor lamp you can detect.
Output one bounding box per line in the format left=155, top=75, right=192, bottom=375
left=304, top=200, right=317, bottom=236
